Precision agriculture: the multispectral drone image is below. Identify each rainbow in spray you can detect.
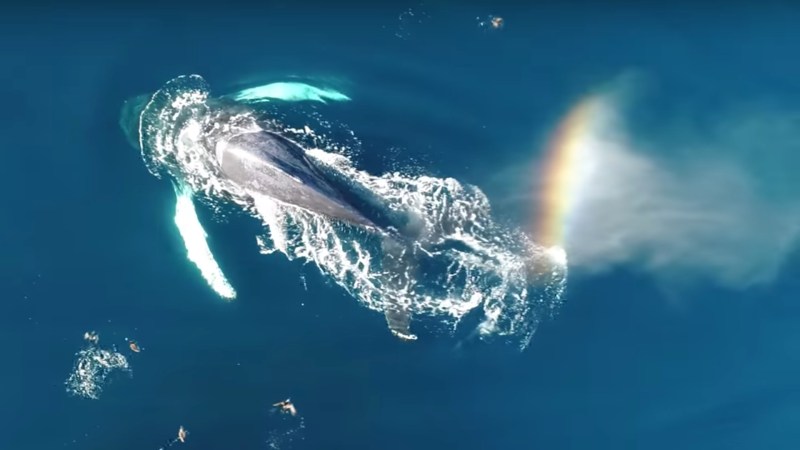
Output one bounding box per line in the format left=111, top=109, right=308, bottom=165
left=534, top=95, right=606, bottom=263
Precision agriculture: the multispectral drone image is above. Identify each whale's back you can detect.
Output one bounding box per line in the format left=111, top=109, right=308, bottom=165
left=217, top=130, right=378, bottom=229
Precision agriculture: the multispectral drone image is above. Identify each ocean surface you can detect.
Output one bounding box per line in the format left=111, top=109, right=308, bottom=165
left=3, top=3, right=800, bottom=450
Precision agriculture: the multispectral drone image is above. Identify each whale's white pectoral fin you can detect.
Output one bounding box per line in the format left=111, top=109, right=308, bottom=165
left=227, top=82, right=351, bottom=104
left=172, top=181, right=237, bottom=300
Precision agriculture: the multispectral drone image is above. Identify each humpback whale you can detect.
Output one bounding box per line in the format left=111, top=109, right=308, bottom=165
left=119, top=90, right=417, bottom=341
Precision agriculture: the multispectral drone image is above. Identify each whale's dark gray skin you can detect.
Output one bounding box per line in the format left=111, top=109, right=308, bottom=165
left=216, top=130, right=417, bottom=340
left=120, top=93, right=417, bottom=341
left=216, top=129, right=380, bottom=229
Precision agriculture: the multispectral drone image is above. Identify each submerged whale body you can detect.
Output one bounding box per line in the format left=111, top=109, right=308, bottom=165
left=119, top=85, right=418, bottom=341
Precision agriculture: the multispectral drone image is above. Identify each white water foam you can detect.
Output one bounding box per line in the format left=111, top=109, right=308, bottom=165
left=65, top=341, right=130, bottom=400
left=136, top=75, right=566, bottom=349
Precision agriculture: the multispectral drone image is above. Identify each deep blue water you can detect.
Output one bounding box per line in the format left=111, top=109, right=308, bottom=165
left=3, top=3, right=800, bottom=450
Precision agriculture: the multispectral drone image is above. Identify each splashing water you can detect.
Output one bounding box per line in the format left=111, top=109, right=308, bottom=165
left=132, top=74, right=566, bottom=349
left=265, top=413, right=306, bottom=449
left=65, top=341, right=130, bottom=400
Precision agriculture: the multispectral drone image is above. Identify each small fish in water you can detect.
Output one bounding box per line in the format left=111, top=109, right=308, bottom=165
left=83, top=331, right=99, bottom=345
left=273, top=398, right=297, bottom=416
